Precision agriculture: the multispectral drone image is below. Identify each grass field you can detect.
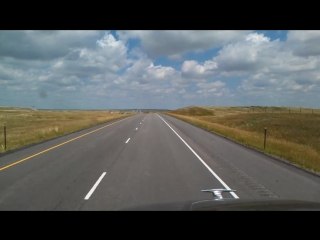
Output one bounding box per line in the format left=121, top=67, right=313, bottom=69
left=0, top=108, right=132, bottom=153
left=165, top=106, right=320, bottom=174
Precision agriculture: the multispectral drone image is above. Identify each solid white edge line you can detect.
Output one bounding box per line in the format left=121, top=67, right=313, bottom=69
left=84, top=172, right=107, bottom=200
left=126, top=138, right=130, bottom=143
left=156, top=114, right=239, bottom=199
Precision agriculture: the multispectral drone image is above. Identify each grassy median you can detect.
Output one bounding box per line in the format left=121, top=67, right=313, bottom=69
left=0, top=108, right=132, bottom=153
left=165, top=106, right=320, bottom=174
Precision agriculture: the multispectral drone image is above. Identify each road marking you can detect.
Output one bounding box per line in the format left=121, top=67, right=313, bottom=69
left=136, top=128, right=138, bottom=130
left=126, top=138, right=130, bottom=143
left=140, top=122, right=141, bottom=124
left=0, top=117, right=131, bottom=172
left=156, top=114, right=239, bottom=199
left=84, top=172, right=106, bottom=200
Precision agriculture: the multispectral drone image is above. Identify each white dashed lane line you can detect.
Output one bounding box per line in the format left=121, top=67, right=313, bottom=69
left=84, top=172, right=106, bottom=200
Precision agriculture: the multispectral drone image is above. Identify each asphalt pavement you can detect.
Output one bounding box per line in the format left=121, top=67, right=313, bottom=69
left=0, top=113, right=320, bottom=210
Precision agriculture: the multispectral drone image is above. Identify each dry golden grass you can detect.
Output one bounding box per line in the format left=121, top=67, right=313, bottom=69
left=170, top=106, right=215, bottom=116
left=166, top=106, right=320, bottom=174
left=203, top=106, right=320, bottom=117
left=0, top=109, right=132, bottom=153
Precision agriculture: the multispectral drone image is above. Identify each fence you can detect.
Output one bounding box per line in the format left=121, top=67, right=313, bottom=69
left=229, top=107, right=319, bottom=114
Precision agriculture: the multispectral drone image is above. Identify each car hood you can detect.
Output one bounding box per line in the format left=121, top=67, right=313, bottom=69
left=121, top=199, right=320, bottom=211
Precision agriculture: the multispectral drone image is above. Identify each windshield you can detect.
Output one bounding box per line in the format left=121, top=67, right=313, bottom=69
left=0, top=30, right=320, bottom=211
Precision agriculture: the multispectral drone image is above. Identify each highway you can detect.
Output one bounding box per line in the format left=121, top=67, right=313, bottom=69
left=0, top=113, right=320, bottom=210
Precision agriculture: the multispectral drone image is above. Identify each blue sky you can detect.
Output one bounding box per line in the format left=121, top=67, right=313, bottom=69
left=1, top=30, right=320, bottom=109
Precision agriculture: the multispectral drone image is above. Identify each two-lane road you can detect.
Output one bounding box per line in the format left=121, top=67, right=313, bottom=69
left=0, top=113, right=320, bottom=210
